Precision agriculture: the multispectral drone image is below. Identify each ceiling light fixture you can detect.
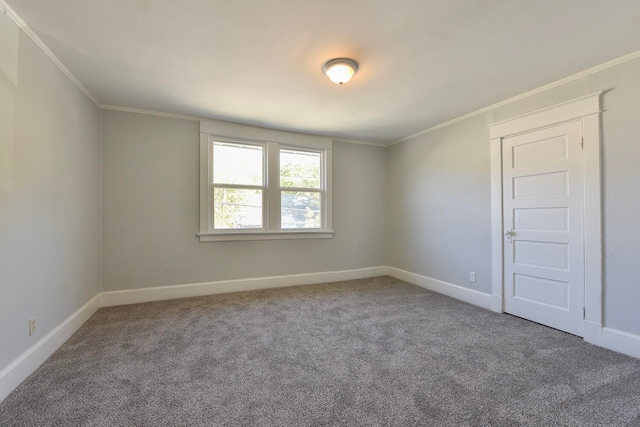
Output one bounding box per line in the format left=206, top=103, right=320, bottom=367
left=323, top=58, right=358, bottom=85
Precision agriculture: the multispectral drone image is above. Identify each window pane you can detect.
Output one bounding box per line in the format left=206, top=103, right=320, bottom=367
left=281, top=191, right=321, bottom=229
left=280, top=149, right=321, bottom=189
left=214, top=142, right=263, bottom=185
left=214, top=188, right=262, bottom=229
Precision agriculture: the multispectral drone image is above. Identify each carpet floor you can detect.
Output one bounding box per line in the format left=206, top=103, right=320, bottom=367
left=1, top=276, right=640, bottom=426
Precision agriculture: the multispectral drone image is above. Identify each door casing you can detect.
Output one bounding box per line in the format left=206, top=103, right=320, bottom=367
left=488, top=93, right=603, bottom=345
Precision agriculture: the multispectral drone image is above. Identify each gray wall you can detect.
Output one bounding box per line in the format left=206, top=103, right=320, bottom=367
left=388, top=56, right=640, bottom=336
left=0, top=17, right=101, bottom=370
left=100, top=110, right=387, bottom=291
left=388, top=112, right=493, bottom=293
left=3, top=4, right=639, bottom=381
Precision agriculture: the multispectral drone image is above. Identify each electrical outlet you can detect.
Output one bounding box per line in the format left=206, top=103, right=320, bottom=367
left=469, top=272, right=476, bottom=282
left=29, top=318, right=36, bottom=336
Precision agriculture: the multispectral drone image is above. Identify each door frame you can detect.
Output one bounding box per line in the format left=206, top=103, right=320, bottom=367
left=488, top=92, right=603, bottom=343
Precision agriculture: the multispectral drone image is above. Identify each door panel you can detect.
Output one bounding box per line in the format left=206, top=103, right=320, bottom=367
left=513, top=241, right=568, bottom=270
left=513, top=171, right=568, bottom=198
left=512, top=135, right=568, bottom=167
left=514, top=274, right=568, bottom=309
left=503, top=121, right=584, bottom=336
left=513, top=207, right=568, bottom=231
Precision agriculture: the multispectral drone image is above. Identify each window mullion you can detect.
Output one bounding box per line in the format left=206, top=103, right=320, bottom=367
left=266, top=142, right=280, bottom=232
left=324, top=149, right=332, bottom=231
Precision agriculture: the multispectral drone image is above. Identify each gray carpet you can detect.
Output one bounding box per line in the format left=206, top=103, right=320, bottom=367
left=2, top=276, right=640, bottom=426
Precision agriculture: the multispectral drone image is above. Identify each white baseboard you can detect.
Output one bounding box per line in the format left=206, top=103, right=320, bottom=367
left=583, top=320, right=603, bottom=346
left=0, top=294, right=102, bottom=403
left=4, top=266, right=639, bottom=405
left=387, top=267, right=493, bottom=311
left=490, top=294, right=503, bottom=313
left=0, top=266, right=387, bottom=404
left=387, top=267, right=640, bottom=360
left=601, top=327, right=640, bottom=359
left=100, top=266, right=388, bottom=307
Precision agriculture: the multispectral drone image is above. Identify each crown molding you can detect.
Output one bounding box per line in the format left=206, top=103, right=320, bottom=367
left=390, top=49, right=640, bottom=146
left=103, top=105, right=386, bottom=148
left=0, top=0, right=100, bottom=107
left=101, top=105, right=201, bottom=122
left=6, top=0, right=640, bottom=148
left=332, top=137, right=387, bottom=147
left=0, top=0, right=24, bottom=28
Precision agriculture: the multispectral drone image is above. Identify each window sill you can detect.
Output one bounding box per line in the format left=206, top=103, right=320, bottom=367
left=198, top=230, right=335, bottom=242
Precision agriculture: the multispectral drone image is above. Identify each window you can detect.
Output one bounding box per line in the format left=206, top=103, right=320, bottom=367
left=280, top=149, right=322, bottom=229
left=213, top=141, right=265, bottom=230
left=199, top=121, right=333, bottom=241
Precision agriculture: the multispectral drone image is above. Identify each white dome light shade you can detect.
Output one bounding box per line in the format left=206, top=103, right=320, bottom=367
left=323, top=58, right=358, bottom=85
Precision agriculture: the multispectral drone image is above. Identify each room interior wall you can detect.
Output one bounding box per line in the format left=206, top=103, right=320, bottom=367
left=3, top=3, right=640, bottom=402
left=0, top=15, right=101, bottom=372
left=100, top=110, right=388, bottom=291
left=388, top=56, right=640, bottom=337
left=387, top=112, right=493, bottom=295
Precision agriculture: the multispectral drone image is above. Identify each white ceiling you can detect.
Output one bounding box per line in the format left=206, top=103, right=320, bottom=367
left=5, top=0, right=640, bottom=144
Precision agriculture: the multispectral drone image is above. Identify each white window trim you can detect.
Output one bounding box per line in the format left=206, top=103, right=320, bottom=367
left=198, top=120, right=333, bottom=242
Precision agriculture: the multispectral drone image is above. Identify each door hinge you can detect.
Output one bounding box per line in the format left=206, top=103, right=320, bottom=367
left=580, top=137, right=584, bottom=150
left=582, top=307, right=586, bottom=319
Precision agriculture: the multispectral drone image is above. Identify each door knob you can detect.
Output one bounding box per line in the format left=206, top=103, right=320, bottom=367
left=505, top=227, right=514, bottom=243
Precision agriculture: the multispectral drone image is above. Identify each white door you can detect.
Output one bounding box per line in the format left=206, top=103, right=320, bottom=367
left=502, top=120, right=585, bottom=336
